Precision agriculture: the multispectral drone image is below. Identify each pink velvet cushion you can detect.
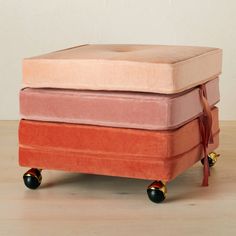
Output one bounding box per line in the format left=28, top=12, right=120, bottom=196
left=23, top=44, right=222, bottom=94
left=19, top=107, right=219, bottom=181
left=20, top=78, right=219, bottom=130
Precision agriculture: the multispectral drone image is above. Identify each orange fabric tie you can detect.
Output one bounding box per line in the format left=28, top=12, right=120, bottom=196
left=199, top=84, right=213, bottom=186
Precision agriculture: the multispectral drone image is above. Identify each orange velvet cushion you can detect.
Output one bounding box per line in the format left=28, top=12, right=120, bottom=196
left=19, top=107, right=219, bottom=181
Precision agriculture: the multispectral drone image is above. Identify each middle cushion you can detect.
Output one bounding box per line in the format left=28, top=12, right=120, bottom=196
left=20, top=78, right=219, bottom=130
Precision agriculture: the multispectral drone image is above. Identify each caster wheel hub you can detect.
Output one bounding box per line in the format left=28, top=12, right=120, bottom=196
left=201, top=152, right=220, bottom=167
left=23, top=168, right=42, bottom=190
left=147, top=181, right=167, bottom=203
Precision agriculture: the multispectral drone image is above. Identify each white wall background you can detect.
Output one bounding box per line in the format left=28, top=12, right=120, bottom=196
left=0, top=0, right=235, bottom=120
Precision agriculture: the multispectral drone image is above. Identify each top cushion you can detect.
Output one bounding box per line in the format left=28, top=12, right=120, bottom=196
left=23, top=44, right=222, bottom=94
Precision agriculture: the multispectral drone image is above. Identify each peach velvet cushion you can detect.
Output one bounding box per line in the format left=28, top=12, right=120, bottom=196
left=23, top=44, right=222, bottom=94
left=19, top=107, right=219, bottom=181
left=20, top=78, right=219, bottom=130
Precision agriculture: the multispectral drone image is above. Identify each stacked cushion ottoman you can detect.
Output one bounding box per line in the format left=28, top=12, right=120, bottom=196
left=19, top=44, right=222, bottom=203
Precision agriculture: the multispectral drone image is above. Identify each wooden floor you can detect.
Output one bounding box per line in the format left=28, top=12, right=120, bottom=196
left=0, top=121, right=235, bottom=235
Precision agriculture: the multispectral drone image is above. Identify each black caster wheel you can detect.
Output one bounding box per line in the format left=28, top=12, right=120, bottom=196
left=201, top=152, right=220, bottom=167
left=147, top=180, right=167, bottom=203
left=23, top=168, right=42, bottom=189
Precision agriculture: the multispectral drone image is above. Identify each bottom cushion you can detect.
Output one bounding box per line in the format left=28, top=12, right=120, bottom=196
left=19, top=107, right=219, bottom=181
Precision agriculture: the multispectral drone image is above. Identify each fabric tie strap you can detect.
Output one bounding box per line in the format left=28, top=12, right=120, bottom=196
left=199, top=84, right=213, bottom=186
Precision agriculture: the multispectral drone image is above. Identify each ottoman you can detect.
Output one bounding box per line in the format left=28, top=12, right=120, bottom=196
left=19, top=44, right=222, bottom=203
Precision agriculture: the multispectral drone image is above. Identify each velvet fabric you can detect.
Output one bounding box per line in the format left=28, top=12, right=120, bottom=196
left=19, top=107, right=219, bottom=181
left=22, top=44, right=222, bottom=94
left=20, top=78, right=219, bottom=130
